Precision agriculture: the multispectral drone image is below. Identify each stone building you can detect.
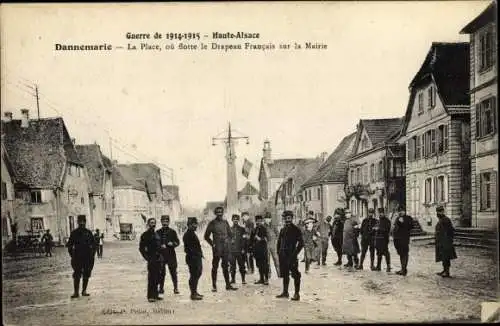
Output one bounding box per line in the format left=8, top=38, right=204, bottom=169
left=398, top=42, right=471, bottom=233
left=237, top=181, right=260, bottom=214
left=460, top=1, right=497, bottom=230
left=1, top=139, right=16, bottom=248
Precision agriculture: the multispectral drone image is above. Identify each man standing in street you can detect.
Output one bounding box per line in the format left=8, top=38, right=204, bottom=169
left=183, top=217, right=204, bottom=300
left=373, top=207, right=391, bottom=272
left=67, top=216, right=96, bottom=299
left=276, top=210, right=304, bottom=301
left=357, top=208, right=377, bottom=270
left=41, top=229, right=54, bottom=257
left=317, top=215, right=332, bottom=266
left=204, top=206, right=238, bottom=292
left=251, top=215, right=269, bottom=285
left=139, top=217, right=163, bottom=302
left=264, top=212, right=280, bottom=279
left=156, top=215, right=180, bottom=295
left=93, top=229, right=104, bottom=259
left=435, top=206, right=457, bottom=278
left=242, top=212, right=255, bottom=274
left=330, top=208, right=346, bottom=266
left=392, top=205, right=413, bottom=276
left=229, top=214, right=247, bottom=285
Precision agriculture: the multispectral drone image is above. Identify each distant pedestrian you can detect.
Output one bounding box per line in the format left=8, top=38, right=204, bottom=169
left=392, top=206, right=413, bottom=276
left=242, top=212, right=255, bottom=274
left=302, top=217, right=319, bottom=273
left=373, top=208, right=391, bottom=272
left=204, top=206, right=237, bottom=292
left=276, top=210, right=304, bottom=301
left=93, top=229, right=104, bottom=258
left=183, top=217, right=204, bottom=300
left=156, top=215, right=180, bottom=295
left=229, top=214, right=247, bottom=285
left=139, top=217, right=163, bottom=302
left=435, top=206, right=457, bottom=278
left=317, top=215, right=331, bottom=266
left=357, top=208, right=377, bottom=270
left=331, top=208, right=346, bottom=266
left=342, top=210, right=360, bottom=269
left=67, top=216, right=96, bottom=299
left=41, top=229, right=54, bottom=257
left=264, top=212, right=280, bottom=278
left=251, top=215, right=269, bottom=285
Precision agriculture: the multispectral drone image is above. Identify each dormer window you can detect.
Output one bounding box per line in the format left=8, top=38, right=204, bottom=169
left=418, top=93, right=424, bottom=115
left=428, top=86, right=436, bottom=109
left=361, top=136, right=369, bottom=150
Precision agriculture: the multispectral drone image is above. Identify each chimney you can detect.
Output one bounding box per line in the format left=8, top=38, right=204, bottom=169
left=3, top=111, right=13, bottom=122
left=320, top=151, right=328, bottom=162
left=20, top=109, right=30, bottom=128
left=263, top=139, right=272, bottom=164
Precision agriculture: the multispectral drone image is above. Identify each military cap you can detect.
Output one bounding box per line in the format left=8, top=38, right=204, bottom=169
left=377, top=207, right=385, bottom=214
left=308, top=210, right=315, bottom=216
left=187, top=217, right=198, bottom=224
left=214, top=206, right=224, bottom=213
left=232, top=214, right=240, bottom=221
left=264, top=212, right=272, bottom=219
left=160, top=215, right=170, bottom=221
left=368, top=208, right=375, bottom=213
left=436, top=205, right=445, bottom=212
left=304, top=217, right=315, bottom=224
left=282, top=210, right=294, bottom=217
left=334, top=208, right=345, bottom=216
left=147, top=217, right=156, bottom=224
left=255, top=215, right=263, bottom=221
left=77, top=215, right=86, bottom=222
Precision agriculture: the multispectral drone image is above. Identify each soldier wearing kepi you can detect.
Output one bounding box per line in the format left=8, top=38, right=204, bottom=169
left=251, top=215, right=270, bottom=285
left=183, top=217, right=204, bottom=300
left=373, top=207, right=391, bottom=272
left=204, top=206, right=238, bottom=292
left=330, top=208, right=346, bottom=266
left=434, top=206, right=457, bottom=278
left=41, top=229, right=54, bottom=257
left=392, top=205, right=413, bottom=276
left=229, top=214, right=247, bottom=285
left=276, top=210, right=304, bottom=301
left=357, top=208, right=377, bottom=270
left=317, top=215, right=331, bottom=266
left=242, top=212, right=255, bottom=274
left=156, top=215, right=180, bottom=295
left=67, top=215, right=97, bottom=299
left=139, top=218, right=163, bottom=302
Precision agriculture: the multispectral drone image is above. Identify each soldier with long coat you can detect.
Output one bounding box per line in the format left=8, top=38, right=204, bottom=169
left=434, top=206, right=457, bottom=278
left=139, top=218, right=163, bottom=302
left=229, top=214, right=247, bottom=285
left=373, top=208, right=391, bottom=272
left=156, top=215, right=180, bottom=295
left=342, top=210, right=360, bottom=268
left=264, top=212, right=280, bottom=278
left=251, top=215, right=269, bottom=285
left=392, top=206, right=413, bottom=276
left=330, top=208, right=346, bottom=265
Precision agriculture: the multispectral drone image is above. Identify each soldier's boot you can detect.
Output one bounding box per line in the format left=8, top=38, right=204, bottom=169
left=211, top=270, right=217, bottom=292
left=374, top=256, right=382, bottom=271
left=190, top=293, right=203, bottom=300
left=241, top=272, right=246, bottom=285
left=71, top=278, right=80, bottom=299
left=173, top=279, right=180, bottom=294
left=370, top=255, right=375, bottom=270
left=334, top=252, right=342, bottom=266
left=277, top=276, right=290, bottom=298
left=255, top=270, right=264, bottom=284
left=230, top=270, right=236, bottom=284
left=358, top=251, right=366, bottom=270
left=81, top=278, right=90, bottom=296
left=263, top=272, right=269, bottom=285
left=291, top=278, right=300, bottom=301
left=386, top=264, right=391, bottom=273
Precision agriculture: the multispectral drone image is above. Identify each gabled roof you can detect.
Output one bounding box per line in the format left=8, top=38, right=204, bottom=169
left=288, top=158, right=324, bottom=194
left=112, top=164, right=147, bottom=192
left=460, top=2, right=496, bottom=34
left=267, top=158, right=318, bottom=179
left=1, top=117, right=82, bottom=189
left=402, top=42, right=470, bottom=134
left=125, top=163, right=163, bottom=195
left=302, top=132, right=357, bottom=187
left=163, top=185, right=180, bottom=201
left=238, top=182, right=259, bottom=197
left=75, top=144, right=110, bottom=195
left=351, top=118, right=403, bottom=156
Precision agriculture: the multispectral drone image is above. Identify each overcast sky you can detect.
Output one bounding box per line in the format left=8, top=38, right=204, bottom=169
left=1, top=2, right=489, bottom=209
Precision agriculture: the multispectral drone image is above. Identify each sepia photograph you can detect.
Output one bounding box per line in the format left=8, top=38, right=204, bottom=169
left=1, top=1, right=498, bottom=324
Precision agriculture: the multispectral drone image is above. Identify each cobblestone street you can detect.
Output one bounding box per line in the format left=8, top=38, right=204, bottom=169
left=2, top=235, right=497, bottom=325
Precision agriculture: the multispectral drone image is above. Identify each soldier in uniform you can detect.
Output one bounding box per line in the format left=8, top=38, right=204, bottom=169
left=373, top=207, right=391, bottom=272
left=342, top=209, right=360, bottom=269
left=251, top=215, right=269, bottom=285
left=317, top=215, right=332, bottom=266
left=67, top=215, right=97, bottom=299
left=139, top=217, right=163, bottom=302
left=435, top=206, right=457, bottom=278
left=204, top=206, right=238, bottom=292
left=93, top=229, right=104, bottom=258
left=264, top=212, right=280, bottom=279
left=242, top=212, right=255, bottom=274
left=156, top=215, right=180, bottom=295
left=183, top=217, right=204, bottom=300
left=41, top=229, right=54, bottom=257
left=276, top=210, right=304, bottom=301
left=331, top=208, right=346, bottom=266
left=229, top=214, right=247, bottom=285
left=357, top=208, right=377, bottom=270
left=392, top=205, right=413, bottom=276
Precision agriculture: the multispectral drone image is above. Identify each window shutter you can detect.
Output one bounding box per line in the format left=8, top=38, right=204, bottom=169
left=433, top=177, right=437, bottom=203
left=479, top=174, right=487, bottom=210
left=491, top=171, right=497, bottom=211
left=492, top=97, right=497, bottom=134
left=475, top=104, right=481, bottom=138
left=444, top=125, right=449, bottom=151
left=422, top=182, right=427, bottom=204
left=444, top=175, right=449, bottom=203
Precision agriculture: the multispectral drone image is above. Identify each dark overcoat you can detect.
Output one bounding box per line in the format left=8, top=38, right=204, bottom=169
left=435, top=216, right=457, bottom=262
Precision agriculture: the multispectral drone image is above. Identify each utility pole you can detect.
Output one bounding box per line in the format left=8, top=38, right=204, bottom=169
left=212, top=122, right=249, bottom=218
left=35, top=85, right=40, bottom=120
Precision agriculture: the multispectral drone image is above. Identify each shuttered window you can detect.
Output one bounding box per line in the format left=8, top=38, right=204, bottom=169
left=407, top=138, right=414, bottom=161
left=435, top=175, right=446, bottom=203
left=416, top=135, right=422, bottom=160
left=480, top=171, right=497, bottom=211
left=418, top=93, right=424, bottom=115
left=428, top=86, right=436, bottom=109
left=479, top=28, right=495, bottom=71
left=363, top=165, right=368, bottom=184
left=370, top=164, right=375, bottom=182
left=378, top=161, right=384, bottom=181
left=424, top=178, right=433, bottom=204
left=476, top=97, right=497, bottom=138
left=438, top=124, right=449, bottom=153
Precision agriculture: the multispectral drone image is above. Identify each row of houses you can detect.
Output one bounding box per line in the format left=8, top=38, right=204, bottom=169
left=258, top=2, right=497, bottom=234
left=1, top=110, right=181, bottom=246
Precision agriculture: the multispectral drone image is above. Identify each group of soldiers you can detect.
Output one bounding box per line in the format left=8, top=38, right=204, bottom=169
left=64, top=204, right=457, bottom=302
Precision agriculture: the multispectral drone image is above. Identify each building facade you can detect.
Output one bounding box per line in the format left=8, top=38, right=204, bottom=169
left=1, top=140, right=16, bottom=248
left=461, top=2, right=498, bottom=230
left=237, top=182, right=260, bottom=214
left=162, top=185, right=182, bottom=223
left=398, top=42, right=472, bottom=233
left=347, top=119, right=405, bottom=219
left=2, top=111, right=92, bottom=243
